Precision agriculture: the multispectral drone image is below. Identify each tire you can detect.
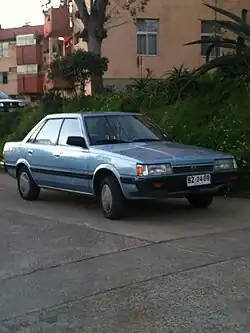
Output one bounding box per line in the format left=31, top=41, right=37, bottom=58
left=17, top=166, right=40, bottom=201
left=100, top=175, right=125, bottom=220
left=187, top=194, right=214, bottom=208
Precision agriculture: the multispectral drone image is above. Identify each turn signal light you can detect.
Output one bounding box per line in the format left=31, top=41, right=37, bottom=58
left=136, top=165, right=144, bottom=176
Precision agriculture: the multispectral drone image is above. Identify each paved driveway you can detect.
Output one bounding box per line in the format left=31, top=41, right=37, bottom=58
left=0, top=173, right=250, bottom=332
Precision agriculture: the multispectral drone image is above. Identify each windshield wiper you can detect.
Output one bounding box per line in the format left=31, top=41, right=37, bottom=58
left=132, top=138, right=161, bottom=143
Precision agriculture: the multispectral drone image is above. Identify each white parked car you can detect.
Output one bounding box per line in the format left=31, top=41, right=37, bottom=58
left=0, top=91, right=28, bottom=112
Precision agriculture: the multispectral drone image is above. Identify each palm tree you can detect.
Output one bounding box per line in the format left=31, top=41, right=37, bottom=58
left=185, top=2, right=250, bottom=74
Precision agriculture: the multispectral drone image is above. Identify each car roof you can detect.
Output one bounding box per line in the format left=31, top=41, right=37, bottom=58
left=45, top=112, right=140, bottom=119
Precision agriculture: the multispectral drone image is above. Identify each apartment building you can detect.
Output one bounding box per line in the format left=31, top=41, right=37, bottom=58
left=3, top=0, right=248, bottom=97
left=0, top=8, right=73, bottom=98
left=42, top=3, right=74, bottom=91
left=0, top=25, right=44, bottom=99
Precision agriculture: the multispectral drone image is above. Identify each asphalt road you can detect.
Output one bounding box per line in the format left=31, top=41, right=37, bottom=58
left=0, top=173, right=250, bottom=332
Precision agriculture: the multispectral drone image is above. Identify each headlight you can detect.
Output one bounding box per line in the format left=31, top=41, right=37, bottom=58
left=136, top=164, right=172, bottom=176
left=0, top=103, right=4, bottom=107
left=18, top=102, right=26, bottom=107
left=214, top=158, right=237, bottom=171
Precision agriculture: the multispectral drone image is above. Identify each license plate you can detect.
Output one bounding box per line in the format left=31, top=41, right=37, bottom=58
left=186, top=174, right=211, bottom=187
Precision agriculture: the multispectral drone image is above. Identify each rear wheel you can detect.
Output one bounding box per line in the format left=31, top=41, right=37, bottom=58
left=187, top=194, right=214, bottom=208
left=100, top=175, right=125, bottom=220
left=17, top=166, right=40, bottom=201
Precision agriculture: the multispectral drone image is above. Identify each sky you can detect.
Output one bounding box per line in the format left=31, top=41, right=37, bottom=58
left=0, top=0, right=61, bottom=29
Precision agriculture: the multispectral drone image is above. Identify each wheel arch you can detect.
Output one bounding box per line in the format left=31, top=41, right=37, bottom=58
left=16, top=159, right=31, bottom=176
left=92, top=164, right=123, bottom=197
left=15, top=159, right=38, bottom=186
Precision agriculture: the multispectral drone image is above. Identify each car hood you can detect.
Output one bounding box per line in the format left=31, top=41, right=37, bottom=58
left=96, top=141, right=231, bottom=164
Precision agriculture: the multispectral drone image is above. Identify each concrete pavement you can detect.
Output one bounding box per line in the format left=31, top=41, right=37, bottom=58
left=0, top=174, right=249, bottom=332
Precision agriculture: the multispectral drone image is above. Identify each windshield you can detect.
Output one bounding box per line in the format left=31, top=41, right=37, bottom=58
left=0, top=91, right=10, bottom=100
left=84, top=114, right=168, bottom=145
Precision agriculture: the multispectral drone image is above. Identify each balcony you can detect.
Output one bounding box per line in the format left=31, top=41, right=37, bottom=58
left=44, top=6, right=72, bottom=39
left=17, top=74, right=43, bottom=94
left=16, top=45, right=43, bottom=66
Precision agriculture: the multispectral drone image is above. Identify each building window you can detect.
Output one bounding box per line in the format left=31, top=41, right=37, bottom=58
left=0, top=42, right=9, bottom=57
left=16, top=34, right=36, bottom=46
left=136, top=19, right=158, bottom=56
left=17, top=64, right=38, bottom=74
left=201, top=20, right=220, bottom=57
left=0, top=72, right=8, bottom=84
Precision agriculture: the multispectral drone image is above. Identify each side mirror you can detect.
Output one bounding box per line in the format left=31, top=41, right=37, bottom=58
left=66, top=136, right=87, bottom=148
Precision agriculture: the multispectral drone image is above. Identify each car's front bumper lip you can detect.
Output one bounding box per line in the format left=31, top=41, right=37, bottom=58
left=122, top=170, right=240, bottom=198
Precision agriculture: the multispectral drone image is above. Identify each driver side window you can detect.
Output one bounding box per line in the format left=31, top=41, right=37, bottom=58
left=58, top=118, right=82, bottom=146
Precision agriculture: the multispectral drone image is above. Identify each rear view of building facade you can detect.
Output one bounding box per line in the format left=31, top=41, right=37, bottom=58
left=70, top=0, right=250, bottom=89
left=1, top=0, right=250, bottom=97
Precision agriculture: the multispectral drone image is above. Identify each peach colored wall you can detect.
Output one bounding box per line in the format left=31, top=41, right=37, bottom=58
left=101, top=0, right=250, bottom=79
left=0, top=43, right=18, bottom=95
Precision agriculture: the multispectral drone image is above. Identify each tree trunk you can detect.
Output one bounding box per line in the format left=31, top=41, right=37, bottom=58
left=88, top=28, right=104, bottom=95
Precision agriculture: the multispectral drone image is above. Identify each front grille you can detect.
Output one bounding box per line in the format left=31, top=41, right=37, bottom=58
left=0, top=102, right=19, bottom=108
left=173, top=164, right=214, bottom=174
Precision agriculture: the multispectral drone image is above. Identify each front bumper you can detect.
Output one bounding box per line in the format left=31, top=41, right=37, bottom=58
left=126, top=171, right=240, bottom=199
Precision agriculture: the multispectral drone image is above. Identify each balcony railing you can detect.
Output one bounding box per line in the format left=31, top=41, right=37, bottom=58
left=16, top=45, right=43, bottom=66
left=17, top=74, right=43, bottom=94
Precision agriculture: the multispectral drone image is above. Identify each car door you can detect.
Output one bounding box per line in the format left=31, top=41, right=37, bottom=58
left=53, top=117, right=91, bottom=194
left=25, top=118, right=64, bottom=187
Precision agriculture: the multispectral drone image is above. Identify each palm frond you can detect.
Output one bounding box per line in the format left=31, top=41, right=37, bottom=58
left=205, top=20, right=250, bottom=41
left=203, top=2, right=244, bottom=24
left=196, top=54, right=250, bottom=74
left=185, top=39, right=237, bottom=48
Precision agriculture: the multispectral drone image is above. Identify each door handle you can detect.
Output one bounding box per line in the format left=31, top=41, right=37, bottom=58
left=53, top=152, right=62, bottom=157
left=28, top=149, right=33, bottom=155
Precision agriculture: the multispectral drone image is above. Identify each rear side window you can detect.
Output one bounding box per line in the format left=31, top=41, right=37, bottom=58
left=58, top=118, right=82, bottom=146
left=34, top=119, right=63, bottom=145
left=27, top=123, right=45, bottom=143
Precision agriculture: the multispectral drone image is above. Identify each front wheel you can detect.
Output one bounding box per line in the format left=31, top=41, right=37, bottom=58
left=17, top=166, right=40, bottom=201
left=100, top=176, right=125, bottom=220
left=187, top=194, right=214, bottom=208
